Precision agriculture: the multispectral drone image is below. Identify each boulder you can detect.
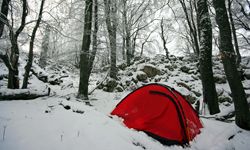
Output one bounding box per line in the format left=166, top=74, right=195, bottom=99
left=118, top=63, right=127, bottom=70
left=244, top=69, right=250, bottom=79
left=136, top=71, right=148, bottom=82
left=218, top=96, right=232, bottom=103
left=139, top=64, right=161, bottom=77
left=105, top=78, right=118, bottom=92
left=185, top=94, right=197, bottom=104
left=180, top=66, right=190, bottom=73
left=214, top=74, right=227, bottom=84
left=115, top=85, right=124, bottom=92
left=127, top=72, right=133, bottom=76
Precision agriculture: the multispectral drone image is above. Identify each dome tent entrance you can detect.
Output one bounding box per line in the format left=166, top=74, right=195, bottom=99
left=111, top=83, right=203, bottom=146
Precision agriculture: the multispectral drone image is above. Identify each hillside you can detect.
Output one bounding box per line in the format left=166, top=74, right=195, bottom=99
left=1, top=54, right=250, bottom=150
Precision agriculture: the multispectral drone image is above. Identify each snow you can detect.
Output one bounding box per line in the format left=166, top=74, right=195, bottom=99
left=1, top=54, right=250, bottom=150
left=1, top=94, right=250, bottom=150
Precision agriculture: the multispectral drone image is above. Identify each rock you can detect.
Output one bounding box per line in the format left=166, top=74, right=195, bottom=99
left=191, top=75, right=199, bottom=80
left=180, top=66, right=190, bottom=73
left=118, top=63, right=127, bottom=70
left=214, top=74, right=227, bottom=84
left=101, top=65, right=110, bottom=72
left=154, top=76, right=162, bottom=82
left=185, top=94, right=197, bottom=104
left=169, top=55, right=177, bottom=61
left=136, top=71, right=148, bottom=82
left=192, top=90, right=202, bottom=97
left=178, top=57, right=184, bottom=61
left=177, top=82, right=191, bottom=91
left=135, top=57, right=150, bottom=65
left=132, top=77, right=138, bottom=84
left=127, top=72, right=133, bottom=76
left=134, top=56, right=141, bottom=62
left=105, top=78, right=118, bottom=92
left=218, top=96, right=232, bottom=103
left=244, top=69, right=250, bottom=79
left=125, top=80, right=131, bottom=86
left=153, top=54, right=167, bottom=62
left=115, top=85, right=124, bottom=92
left=165, top=64, right=174, bottom=71
left=139, top=64, right=161, bottom=77
left=172, top=64, right=178, bottom=69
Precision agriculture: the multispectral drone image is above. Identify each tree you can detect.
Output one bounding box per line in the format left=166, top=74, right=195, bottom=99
left=78, top=0, right=93, bottom=99
left=160, top=18, right=169, bottom=59
left=227, top=0, right=241, bottom=67
left=0, top=0, right=11, bottom=37
left=39, top=24, right=51, bottom=68
left=104, top=0, right=117, bottom=79
left=88, top=0, right=98, bottom=75
left=8, top=0, right=28, bottom=89
left=197, top=0, right=220, bottom=115
left=22, top=0, right=45, bottom=89
left=213, top=0, right=250, bottom=130
left=178, top=0, right=199, bottom=56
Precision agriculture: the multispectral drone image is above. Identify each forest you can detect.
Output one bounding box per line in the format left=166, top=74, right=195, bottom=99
left=0, top=0, right=250, bottom=149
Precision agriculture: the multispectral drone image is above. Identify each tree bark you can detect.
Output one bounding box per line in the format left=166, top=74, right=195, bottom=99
left=0, top=88, right=50, bottom=100
left=78, top=0, right=93, bottom=99
left=22, top=0, right=45, bottom=89
left=213, top=0, right=250, bottom=130
left=197, top=0, right=220, bottom=115
left=125, top=30, right=131, bottom=65
left=104, top=0, right=117, bottom=79
left=88, top=0, right=98, bottom=75
left=7, top=0, right=28, bottom=89
left=39, top=24, right=50, bottom=68
left=227, top=0, right=241, bottom=67
left=0, top=0, right=11, bottom=37
left=160, top=18, right=169, bottom=59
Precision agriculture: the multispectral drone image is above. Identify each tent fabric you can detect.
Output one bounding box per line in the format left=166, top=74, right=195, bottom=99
left=111, top=83, right=203, bottom=145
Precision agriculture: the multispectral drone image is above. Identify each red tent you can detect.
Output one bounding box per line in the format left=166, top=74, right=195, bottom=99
left=111, top=83, right=203, bottom=146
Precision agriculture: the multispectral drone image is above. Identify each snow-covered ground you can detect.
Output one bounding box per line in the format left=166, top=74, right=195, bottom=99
left=1, top=54, right=250, bottom=150
left=1, top=92, right=250, bottom=150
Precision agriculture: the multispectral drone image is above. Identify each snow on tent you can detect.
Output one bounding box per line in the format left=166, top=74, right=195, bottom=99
left=111, top=83, right=203, bottom=146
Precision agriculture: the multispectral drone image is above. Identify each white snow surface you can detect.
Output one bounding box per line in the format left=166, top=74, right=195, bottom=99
left=1, top=93, right=250, bottom=150
left=1, top=55, right=250, bottom=150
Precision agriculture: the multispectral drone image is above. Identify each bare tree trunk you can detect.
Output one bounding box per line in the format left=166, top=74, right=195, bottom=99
left=39, top=24, right=50, bottom=68
left=88, top=0, right=98, bottom=75
left=227, top=0, right=241, bottom=67
left=121, top=0, right=132, bottom=66
left=140, top=28, right=155, bottom=57
left=122, top=36, right=126, bottom=60
left=22, top=0, right=45, bottom=89
left=125, top=31, right=131, bottom=65
left=121, top=0, right=126, bottom=61
left=8, top=0, right=28, bottom=89
left=104, top=0, right=117, bottom=79
left=213, top=0, right=250, bottom=130
left=160, top=18, right=169, bottom=59
left=197, top=0, right=220, bottom=115
left=78, top=0, right=93, bottom=99
left=131, top=29, right=139, bottom=59
left=0, top=0, right=11, bottom=37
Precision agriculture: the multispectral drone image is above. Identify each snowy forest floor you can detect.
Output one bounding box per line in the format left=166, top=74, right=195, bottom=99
left=1, top=54, right=250, bottom=150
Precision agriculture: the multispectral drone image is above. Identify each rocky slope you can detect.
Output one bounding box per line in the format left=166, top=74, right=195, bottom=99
left=99, top=54, right=250, bottom=107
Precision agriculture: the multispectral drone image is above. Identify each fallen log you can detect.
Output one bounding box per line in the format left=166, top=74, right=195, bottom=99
left=31, top=67, right=48, bottom=83
left=0, top=88, right=50, bottom=100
